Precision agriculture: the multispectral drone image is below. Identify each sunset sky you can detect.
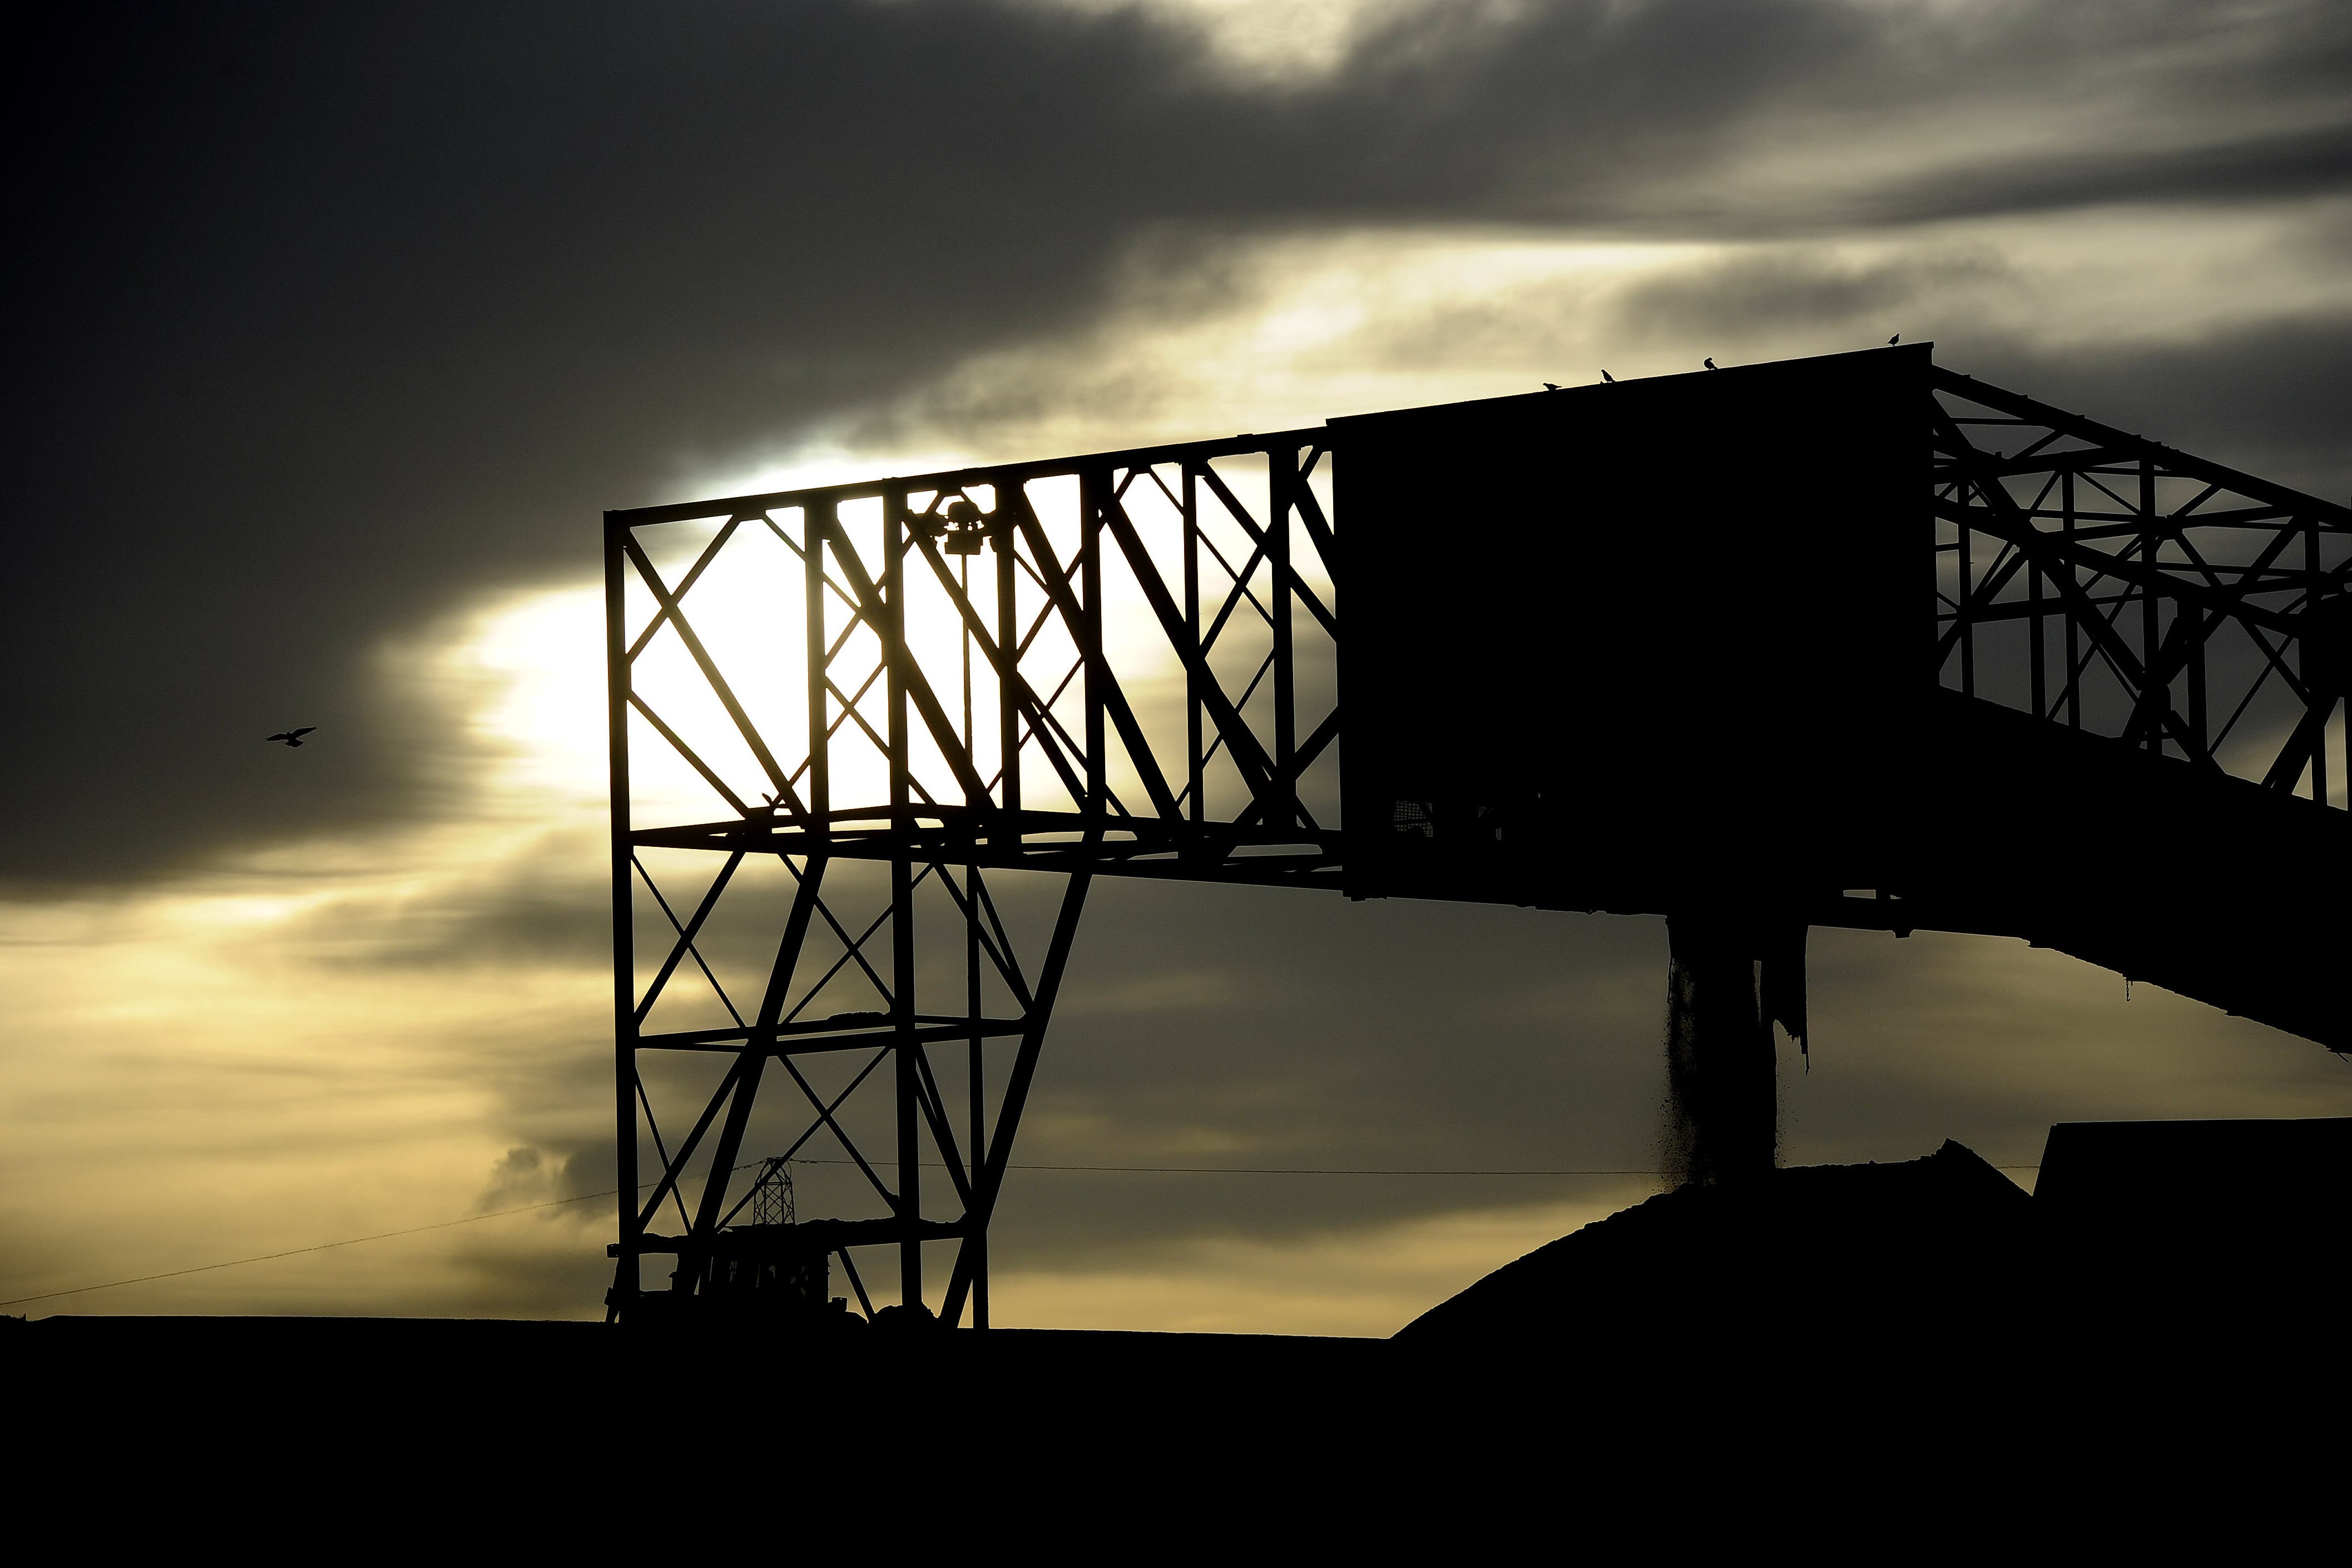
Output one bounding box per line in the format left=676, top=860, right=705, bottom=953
left=6, top=0, right=2350, bottom=1329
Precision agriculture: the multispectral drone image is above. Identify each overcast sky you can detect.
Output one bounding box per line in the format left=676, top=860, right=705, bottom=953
left=6, top=0, right=2350, bottom=1327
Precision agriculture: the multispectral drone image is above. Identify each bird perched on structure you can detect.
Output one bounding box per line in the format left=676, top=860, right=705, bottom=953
left=1601, top=369, right=1615, bottom=383
left=266, top=727, right=316, bottom=747
left=1703, top=357, right=1718, bottom=370
left=1888, top=333, right=1900, bottom=345
left=1542, top=382, right=1561, bottom=391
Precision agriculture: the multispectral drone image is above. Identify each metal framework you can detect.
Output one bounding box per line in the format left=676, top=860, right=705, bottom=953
left=605, top=354, right=2349, bottom=1324
left=606, top=429, right=1339, bottom=1323
left=1933, top=370, right=2350, bottom=795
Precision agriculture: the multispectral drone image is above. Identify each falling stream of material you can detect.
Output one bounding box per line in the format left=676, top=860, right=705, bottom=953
left=1661, top=914, right=1806, bottom=1187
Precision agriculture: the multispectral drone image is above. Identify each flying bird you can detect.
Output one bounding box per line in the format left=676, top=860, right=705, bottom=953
left=1703, top=357, right=1718, bottom=370
left=266, top=727, right=316, bottom=748
left=1888, top=333, right=1901, bottom=345
left=1601, top=370, right=1615, bottom=383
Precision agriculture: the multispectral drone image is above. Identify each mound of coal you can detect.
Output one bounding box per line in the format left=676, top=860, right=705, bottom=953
left=1395, top=1139, right=2036, bottom=1349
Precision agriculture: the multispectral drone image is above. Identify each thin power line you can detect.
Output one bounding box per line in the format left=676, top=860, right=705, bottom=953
left=0, top=1161, right=1647, bottom=1308
left=1, top=1157, right=2043, bottom=1310
left=791, top=1158, right=1662, bottom=1177
left=792, top=1158, right=2046, bottom=1173
left=0, top=1187, right=626, bottom=1309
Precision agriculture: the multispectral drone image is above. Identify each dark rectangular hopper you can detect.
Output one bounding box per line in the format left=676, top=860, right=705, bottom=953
left=1331, top=345, right=1933, bottom=912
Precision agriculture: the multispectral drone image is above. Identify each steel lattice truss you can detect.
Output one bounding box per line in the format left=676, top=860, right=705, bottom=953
left=606, top=355, right=2350, bottom=1325
left=607, top=431, right=1339, bottom=1323
left=1932, top=368, right=2352, bottom=797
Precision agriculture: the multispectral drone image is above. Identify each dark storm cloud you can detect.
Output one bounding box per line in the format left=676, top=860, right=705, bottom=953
left=1611, top=250, right=2018, bottom=341
left=1355, top=242, right=2349, bottom=493
left=299, top=835, right=612, bottom=970
left=476, top=1145, right=549, bottom=1211
left=1613, top=245, right=2352, bottom=490
left=1856, top=121, right=2352, bottom=227
left=1940, top=317, right=2352, bottom=499
left=8, top=0, right=2349, bottom=891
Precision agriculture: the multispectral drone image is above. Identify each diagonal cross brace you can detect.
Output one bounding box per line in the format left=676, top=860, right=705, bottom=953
left=1193, top=460, right=1336, bottom=637
left=687, top=856, right=830, bottom=1242
left=626, top=515, right=744, bottom=662
left=629, top=694, right=754, bottom=818
left=939, top=864, right=1092, bottom=1326
left=1003, top=488, right=1186, bottom=822
left=623, top=534, right=810, bottom=820
left=903, top=522, right=1093, bottom=811
left=632, top=851, right=746, bottom=1025
left=714, top=1047, right=894, bottom=1229
left=1098, top=493, right=1283, bottom=806
left=806, top=511, right=998, bottom=808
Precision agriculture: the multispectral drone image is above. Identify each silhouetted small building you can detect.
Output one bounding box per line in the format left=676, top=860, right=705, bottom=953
left=2035, top=1117, right=2352, bottom=1305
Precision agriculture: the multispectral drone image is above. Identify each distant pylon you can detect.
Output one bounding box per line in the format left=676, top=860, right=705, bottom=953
left=749, top=1157, right=796, bottom=1228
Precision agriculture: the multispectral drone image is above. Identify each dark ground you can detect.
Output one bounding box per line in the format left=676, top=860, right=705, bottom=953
left=5, top=1312, right=2330, bottom=1546
left=9, top=1141, right=2343, bottom=1543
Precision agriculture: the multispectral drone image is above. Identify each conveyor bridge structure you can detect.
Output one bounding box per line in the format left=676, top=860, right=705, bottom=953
left=602, top=346, right=2349, bottom=1323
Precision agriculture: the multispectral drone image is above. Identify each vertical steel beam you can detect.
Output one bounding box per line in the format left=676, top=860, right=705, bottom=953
left=2188, top=613, right=2209, bottom=761
left=2063, top=471, right=2081, bottom=730
left=2141, top=459, right=2161, bottom=755
left=967, top=876, right=987, bottom=1329
left=806, top=500, right=833, bottom=835
left=605, top=513, right=639, bottom=1321
left=1082, top=469, right=1107, bottom=812
left=962, top=543, right=989, bottom=1327
left=996, top=483, right=1021, bottom=847
left=1271, top=448, right=1297, bottom=828
left=2310, top=523, right=2329, bottom=805
left=1184, top=464, right=1203, bottom=835
left=1958, top=507, right=1975, bottom=699
left=885, top=488, right=921, bottom=1307
left=986, top=493, right=1023, bottom=1322
left=2029, top=557, right=2047, bottom=721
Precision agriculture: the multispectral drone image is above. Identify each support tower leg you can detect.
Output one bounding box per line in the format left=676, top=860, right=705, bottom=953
left=1661, top=912, right=1805, bottom=1187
